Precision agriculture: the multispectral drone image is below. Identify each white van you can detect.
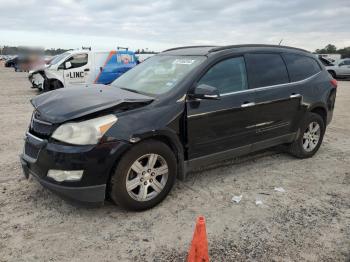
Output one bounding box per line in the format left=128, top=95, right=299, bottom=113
left=29, top=49, right=137, bottom=91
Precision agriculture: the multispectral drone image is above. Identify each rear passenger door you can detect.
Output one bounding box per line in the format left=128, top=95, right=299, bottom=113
left=245, top=53, right=303, bottom=145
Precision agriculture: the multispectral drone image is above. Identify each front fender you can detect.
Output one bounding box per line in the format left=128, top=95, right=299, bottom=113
left=106, top=101, right=187, bottom=179
left=45, top=69, right=64, bottom=84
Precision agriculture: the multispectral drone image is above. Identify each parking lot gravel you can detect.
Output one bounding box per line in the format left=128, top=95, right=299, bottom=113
left=0, top=67, right=349, bottom=261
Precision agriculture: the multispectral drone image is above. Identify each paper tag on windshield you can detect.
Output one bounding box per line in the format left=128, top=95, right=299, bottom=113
left=173, top=59, right=195, bottom=65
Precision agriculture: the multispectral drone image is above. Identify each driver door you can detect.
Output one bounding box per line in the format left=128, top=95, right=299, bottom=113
left=63, top=53, right=90, bottom=87
left=186, top=56, right=257, bottom=160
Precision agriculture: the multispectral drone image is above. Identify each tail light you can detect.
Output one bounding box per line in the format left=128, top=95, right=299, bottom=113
left=330, top=79, right=338, bottom=88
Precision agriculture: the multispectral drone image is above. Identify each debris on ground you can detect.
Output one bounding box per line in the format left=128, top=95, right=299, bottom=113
left=231, top=195, right=242, bottom=203
left=274, top=187, right=286, bottom=193
left=255, top=198, right=263, bottom=206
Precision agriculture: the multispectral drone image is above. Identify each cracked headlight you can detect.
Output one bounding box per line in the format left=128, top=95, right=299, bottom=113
left=52, top=114, right=117, bottom=145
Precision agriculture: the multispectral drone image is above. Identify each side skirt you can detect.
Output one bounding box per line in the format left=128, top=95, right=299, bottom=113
left=184, top=133, right=296, bottom=173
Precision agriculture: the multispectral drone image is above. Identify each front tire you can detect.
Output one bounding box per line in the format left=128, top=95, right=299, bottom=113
left=109, top=140, right=177, bottom=211
left=288, top=112, right=325, bottom=158
left=43, top=80, right=63, bottom=92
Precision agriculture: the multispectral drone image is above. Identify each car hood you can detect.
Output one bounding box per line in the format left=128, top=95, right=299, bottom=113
left=31, top=84, right=154, bottom=123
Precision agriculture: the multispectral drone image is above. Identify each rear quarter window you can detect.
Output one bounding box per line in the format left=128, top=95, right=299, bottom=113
left=282, top=54, right=321, bottom=82
left=245, top=53, right=289, bottom=89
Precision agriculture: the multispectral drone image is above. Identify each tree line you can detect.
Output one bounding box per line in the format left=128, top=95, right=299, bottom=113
left=315, top=44, right=350, bottom=58
left=0, top=46, right=70, bottom=56
left=0, top=46, right=157, bottom=56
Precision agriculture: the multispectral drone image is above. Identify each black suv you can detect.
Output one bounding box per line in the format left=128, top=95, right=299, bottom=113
left=20, top=45, right=337, bottom=210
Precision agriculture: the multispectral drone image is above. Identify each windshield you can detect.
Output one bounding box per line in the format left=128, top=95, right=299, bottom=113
left=49, top=52, right=71, bottom=66
left=111, top=55, right=206, bottom=95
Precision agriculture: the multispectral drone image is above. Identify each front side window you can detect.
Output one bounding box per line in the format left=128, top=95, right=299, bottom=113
left=65, top=53, right=88, bottom=69
left=283, top=54, right=321, bottom=82
left=111, top=55, right=206, bottom=95
left=245, top=53, right=289, bottom=88
left=198, top=57, right=248, bottom=94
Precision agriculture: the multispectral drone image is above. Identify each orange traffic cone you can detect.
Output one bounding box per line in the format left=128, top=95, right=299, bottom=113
left=187, top=216, right=210, bottom=262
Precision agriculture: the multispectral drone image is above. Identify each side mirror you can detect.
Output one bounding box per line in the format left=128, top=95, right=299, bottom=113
left=190, top=84, right=220, bottom=100
left=65, top=61, right=72, bottom=69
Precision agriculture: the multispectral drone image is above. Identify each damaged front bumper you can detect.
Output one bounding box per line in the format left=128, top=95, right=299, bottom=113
left=28, top=71, right=45, bottom=90
left=19, top=132, right=131, bottom=205
left=20, top=157, right=106, bottom=205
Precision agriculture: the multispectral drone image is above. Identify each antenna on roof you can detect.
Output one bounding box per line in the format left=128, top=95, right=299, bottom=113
left=278, top=39, right=283, bottom=45
left=117, top=46, right=129, bottom=51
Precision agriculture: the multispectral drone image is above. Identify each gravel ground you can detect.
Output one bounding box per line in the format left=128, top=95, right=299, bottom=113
left=0, top=66, right=349, bottom=261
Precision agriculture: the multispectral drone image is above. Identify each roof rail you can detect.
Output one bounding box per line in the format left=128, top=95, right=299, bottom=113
left=162, top=45, right=217, bottom=52
left=209, top=44, right=309, bottom=53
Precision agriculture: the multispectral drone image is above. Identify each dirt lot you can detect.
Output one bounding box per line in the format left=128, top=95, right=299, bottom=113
left=0, top=66, right=349, bottom=261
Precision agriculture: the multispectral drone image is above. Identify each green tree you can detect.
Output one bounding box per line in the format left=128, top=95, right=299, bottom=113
left=315, top=44, right=350, bottom=58
left=324, top=44, right=337, bottom=53
left=316, top=44, right=337, bottom=54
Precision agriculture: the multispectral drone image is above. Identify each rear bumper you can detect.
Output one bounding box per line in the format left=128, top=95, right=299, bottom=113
left=326, top=90, right=336, bottom=125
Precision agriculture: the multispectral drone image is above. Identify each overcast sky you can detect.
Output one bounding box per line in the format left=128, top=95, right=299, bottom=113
left=0, top=0, right=349, bottom=52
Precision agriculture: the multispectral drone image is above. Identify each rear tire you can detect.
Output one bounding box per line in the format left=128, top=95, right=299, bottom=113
left=288, top=112, right=325, bottom=158
left=109, top=140, right=177, bottom=211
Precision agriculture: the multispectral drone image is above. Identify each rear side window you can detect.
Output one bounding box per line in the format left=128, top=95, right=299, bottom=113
left=245, top=53, right=289, bottom=88
left=198, top=56, right=248, bottom=94
left=283, top=54, right=321, bottom=82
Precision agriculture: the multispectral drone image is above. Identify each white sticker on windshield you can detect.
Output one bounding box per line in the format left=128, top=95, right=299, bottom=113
left=173, top=59, right=195, bottom=65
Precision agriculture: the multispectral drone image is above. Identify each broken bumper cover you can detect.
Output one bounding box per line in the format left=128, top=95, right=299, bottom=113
left=19, top=132, right=131, bottom=205
left=28, top=72, right=44, bottom=89
left=20, top=156, right=106, bottom=204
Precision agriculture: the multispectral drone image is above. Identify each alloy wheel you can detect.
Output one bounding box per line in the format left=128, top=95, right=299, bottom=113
left=126, top=154, right=169, bottom=201
left=302, top=121, right=321, bottom=152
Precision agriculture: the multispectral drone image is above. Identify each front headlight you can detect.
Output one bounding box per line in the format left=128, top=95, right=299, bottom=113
left=51, top=114, right=117, bottom=145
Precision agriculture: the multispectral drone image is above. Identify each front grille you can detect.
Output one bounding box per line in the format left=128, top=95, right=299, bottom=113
left=29, top=112, right=56, bottom=138
left=24, top=142, right=40, bottom=159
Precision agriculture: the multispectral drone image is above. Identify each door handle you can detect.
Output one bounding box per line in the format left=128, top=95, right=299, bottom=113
left=84, top=68, right=90, bottom=72
left=241, top=102, right=256, bottom=108
left=290, top=94, right=301, bottom=98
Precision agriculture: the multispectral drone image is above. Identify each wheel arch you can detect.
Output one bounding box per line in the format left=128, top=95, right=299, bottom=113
left=50, top=78, right=64, bottom=89
left=136, top=132, right=186, bottom=180
left=108, top=130, right=186, bottom=183
left=309, top=105, right=327, bottom=125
